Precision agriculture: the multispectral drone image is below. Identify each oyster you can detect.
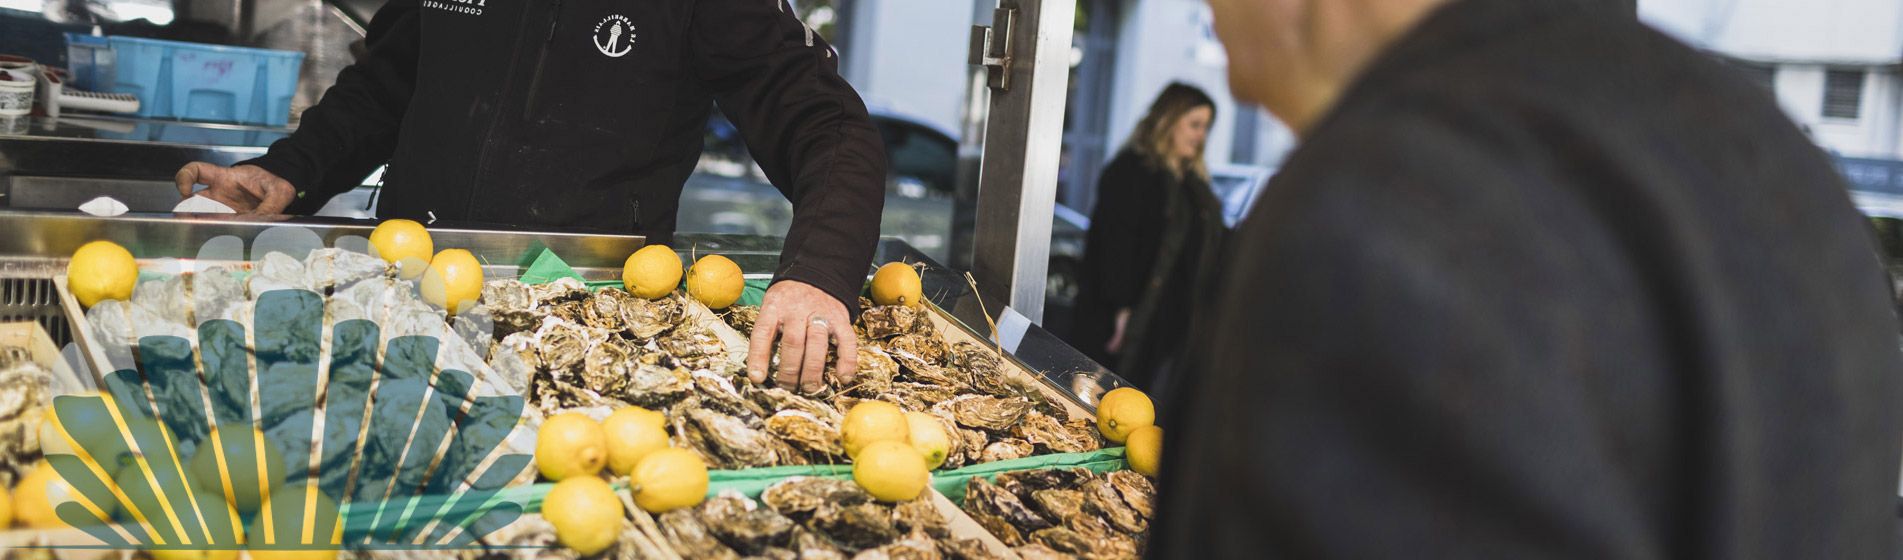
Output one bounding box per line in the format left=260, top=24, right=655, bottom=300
left=978, top=439, right=1034, bottom=463
left=1026, top=489, right=1087, bottom=525
left=891, top=500, right=950, bottom=539
left=660, top=509, right=743, bottom=560
left=684, top=408, right=779, bottom=468
left=765, top=410, right=844, bottom=458
left=893, top=362, right=967, bottom=392
left=694, top=370, right=766, bottom=418
left=885, top=383, right=958, bottom=407
left=811, top=502, right=900, bottom=551
left=946, top=342, right=1018, bottom=398
left=1011, top=413, right=1101, bottom=454
left=936, top=538, right=1002, bottom=560
left=841, top=347, right=899, bottom=395
left=619, top=291, right=685, bottom=339
left=528, top=277, right=589, bottom=304
left=1028, top=527, right=1110, bottom=558
left=762, top=477, right=872, bottom=518
left=748, top=386, right=843, bottom=425
left=623, top=363, right=693, bottom=408
left=579, top=286, right=629, bottom=330
left=1082, top=478, right=1147, bottom=533
left=791, top=527, right=849, bottom=560
left=860, top=305, right=927, bottom=339
left=886, top=334, right=948, bottom=367
left=851, top=530, right=942, bottom=560
left=723, top=305, right=761, bottom=337
left=1012, top=544, right=1071, bottom=560
left=935, top=395, right=1034, bottom=432
left=996, top=468, right=1093, bottom=499
left=966, top=511, right=1023, bottom=547
left=700, top=494, right=797, bottom=555
left=961, top=477, right=1051, bottom=535
left=581, top=337, right=639, bottom=397
left=533, top=317, right=598, bottom=373
left=661, top=322, right=729, bottom=370
left=1104, top=471, right=1156, bottom=520
left=957, top=430, right=989, bottom=465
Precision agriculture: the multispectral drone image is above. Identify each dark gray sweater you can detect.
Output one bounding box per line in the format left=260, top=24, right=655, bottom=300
left=1153, top=0, right=1903, bottom=557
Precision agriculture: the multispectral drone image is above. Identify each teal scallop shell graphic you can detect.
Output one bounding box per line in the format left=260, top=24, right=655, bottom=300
left=38, top=230, right=534, bottom=553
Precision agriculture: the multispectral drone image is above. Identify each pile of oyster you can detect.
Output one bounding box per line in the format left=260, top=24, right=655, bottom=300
left=485, top=280, right=1101, bottom=470
left=960, top=469, right=1156, bottom=560
left=0, top=345, right=51, bottom=486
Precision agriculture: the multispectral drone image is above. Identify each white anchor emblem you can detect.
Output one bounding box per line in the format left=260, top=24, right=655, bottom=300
left=593, top=15, right=635, bottom=58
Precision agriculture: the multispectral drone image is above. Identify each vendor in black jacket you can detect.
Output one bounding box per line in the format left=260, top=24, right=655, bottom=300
left=172, top=0, right=887, bottom=391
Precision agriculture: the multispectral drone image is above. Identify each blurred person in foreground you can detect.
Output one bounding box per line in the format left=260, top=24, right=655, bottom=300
left=1071, top=83, right=1227, bottom=390
left=1154, top=0, right=1903, bottom=557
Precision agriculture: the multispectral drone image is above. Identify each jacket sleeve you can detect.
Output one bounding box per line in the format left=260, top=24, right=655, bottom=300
left=238, top=0, right=421, bottom=201
left=690, top=0, right=889, bottom=314
left=1087, top=156, right=1167, bottom=308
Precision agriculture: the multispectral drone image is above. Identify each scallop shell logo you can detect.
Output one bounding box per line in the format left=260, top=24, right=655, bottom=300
left=33, top=226, right=535, bottom=553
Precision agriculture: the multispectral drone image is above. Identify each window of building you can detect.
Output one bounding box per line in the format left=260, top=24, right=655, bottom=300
left=1823, top=69, right=1865, bottom=120
left=1738, top=63, right=1777, bottom=92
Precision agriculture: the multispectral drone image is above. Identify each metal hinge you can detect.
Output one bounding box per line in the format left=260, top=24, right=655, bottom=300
left=969, top=6, right=1018, bottom=91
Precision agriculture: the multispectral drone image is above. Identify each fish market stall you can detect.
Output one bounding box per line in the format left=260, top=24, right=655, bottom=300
left=0, top=210, right=1153, bottom=559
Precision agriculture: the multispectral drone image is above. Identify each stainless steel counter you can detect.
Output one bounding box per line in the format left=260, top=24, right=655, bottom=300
left=0, top=115, right=289, bottom=214
left=0, top=210, right=1132, bottom=407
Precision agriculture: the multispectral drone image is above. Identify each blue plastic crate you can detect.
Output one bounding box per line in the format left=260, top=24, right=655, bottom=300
left=93, top=36, right=304, bottom=127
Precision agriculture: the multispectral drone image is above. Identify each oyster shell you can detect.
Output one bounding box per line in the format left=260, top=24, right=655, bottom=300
left=1011, top=413, right=1101, bottom=454
left=528, top=277, right=589, bottom=304
left=851, top=530, right=942, bottom=560
left=1104, top=471, right=1156, bottom=520
left=884, top=383, right=958, bottom=408
left=957, top=430, right=989, bottom=465
left=891, top=499, right=950, bottom=539
left=893, top=362, right=967, bottom=392
left=764, top=410, right=844, bottom=458
left=699, top=494, right=796, bottom=555
left=886, top=334, right=948, bottom=367
left=534, top=317, right=598, bottom=374
left=619, top=291, right=685, bottom=339
left=842, top=347, right=899, bottom=395
left=790, top=526, right=849, bottom=560
left=723, top=305, right=761, bottom=337
left=684, top=408, right=779, bottom=468
left=1027, top=527, right=1113, bottom=558
left=694, top=370, right=766, bottom=418
left=1012, top=544, right=1071, bottom=560
left=661, top=322, right=729, bottom=370
left=935, top=395, right=1034, bottom=432
left=978, top=439, right=1034, bottom=463
left=936, top=538, right=1003, bottom=560
left=811, top=502, right=900, bottom=551
left=581, top=337, right=639, bottom=397
left=623, top=363, right=693, bottom=408
left=961, top=477, right=1051, bottom=536
left=748, top=386, right=843, bottom=425
left=1026, top=489, right=1087, bottom=525
left=946, top=342, right=1018, bottom=398
left=860, top=306, right=927, bottom=339
left=660, top=508, right=743, bottom=560
left=580, top=287, right=629, bottom=330
left=966, top=511, right=1023, bottom=547
left=762, top=477, right=872, bottom=518
left=995, top=468, right=1093, bottom=499
left=1082, top=478, right=1147, bottom=533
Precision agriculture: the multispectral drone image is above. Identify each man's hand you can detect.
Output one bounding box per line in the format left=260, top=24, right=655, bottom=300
left=175, top=162, right=296, bottom=215
left=747, top=280, right=858, bottom=394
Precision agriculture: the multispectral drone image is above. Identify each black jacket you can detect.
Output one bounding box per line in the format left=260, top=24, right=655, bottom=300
left=245, top=0, right=888, bottom=310
left=1070, top=150, right=1224, bottom=387
left=1155, top=0, right=1903, bottom=558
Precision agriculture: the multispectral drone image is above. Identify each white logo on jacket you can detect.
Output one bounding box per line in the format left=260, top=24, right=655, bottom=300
left=593, top=15, right=635, bottom=58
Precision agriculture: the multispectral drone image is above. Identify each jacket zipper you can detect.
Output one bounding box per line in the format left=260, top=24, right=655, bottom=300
left=465, top=0, right=555, bottom=220
left=521, top=0, right=565, bottom=119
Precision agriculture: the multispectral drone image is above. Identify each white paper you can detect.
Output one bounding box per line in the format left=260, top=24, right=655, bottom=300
left=77, top=196, right=128, bottom=216
left=991, top=306, right=1033, bottom=354
left=173, top=194, right=236, bottom=214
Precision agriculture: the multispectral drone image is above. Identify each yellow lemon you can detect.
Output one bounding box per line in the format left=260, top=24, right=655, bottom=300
left=852, top=440, right=929, bottom=502
left=869, top=262, right=923, bottom=308
left=420, top=248, right=484, bottom=315
left=840, top=401, right=910, bottom=459
left=602, top=407, right=671, bottom=477
left=903, top=412, right=953, bottom=470
left=542, top=476, right=624, bottom=555
left=13, top=459, right=113, bottom=529
left=1124, top=425, right=1163, bottom=476
left=68, top=240, right=138, bottom=308
left=367, top=219, right=433, bottom=279
left=42, top=392, right=133, bottom=469
left=0, top=483, right=12, bottom=528
left=622, top=245, right=683, bottom=300
left=685, top=255, right=745, bottom=309
left=536, top=413, right=607, bottom=481
left=189, top=424, right=286, bottom=513
left=246, top=484, right=343, bottom=559
left=628, top=448, right=708, bottom=514
left=1095, top=387, right=1155, bottom=444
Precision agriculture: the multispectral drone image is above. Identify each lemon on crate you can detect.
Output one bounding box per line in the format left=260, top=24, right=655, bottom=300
left=0, top=483, right=11, bottom=527
left=536, top=413, right=607, bottom=481
left=13, top=459, right=113, bottom=529
left=840, top=401, right=910, bottom=458
left=686, top=254, right=745, bottom=309
left=367, top=218, right=433, bottom=279
left=627, top=448, right=708, bottom=514
left=1095, top=387, right=1155, bottom=443
left=903, top=412, right=953, bottom=470
left=602, top=406, right=671, bottom=477
left=68, top=240, right=138, bottom=308
left=542, top=476, right=624, bottom=555
left=623, top=245, right=684, bottom=299
left=188, top=423, right=286, bottom=513
left=852, top=440, right=929, bottom=502
left=869, top=262, right=923, bottom=307
left=1124, top=425, right=1163, bottom=476
left=421, top=248, right=484, bottom=315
